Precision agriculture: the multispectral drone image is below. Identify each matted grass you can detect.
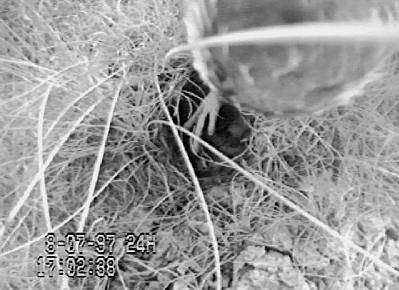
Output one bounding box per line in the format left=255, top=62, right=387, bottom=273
left=1, top=1, right=399, bottom=289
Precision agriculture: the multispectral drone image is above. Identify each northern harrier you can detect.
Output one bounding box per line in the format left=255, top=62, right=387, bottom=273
left=177, top=0, right=396, bottom=143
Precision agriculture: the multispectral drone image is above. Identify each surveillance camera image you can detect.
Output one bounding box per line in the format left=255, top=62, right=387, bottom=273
left=1, top=1, right=399, bottom=289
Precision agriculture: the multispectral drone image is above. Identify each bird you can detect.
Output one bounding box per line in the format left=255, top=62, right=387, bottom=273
left=179, top=0, right=396, bottom=147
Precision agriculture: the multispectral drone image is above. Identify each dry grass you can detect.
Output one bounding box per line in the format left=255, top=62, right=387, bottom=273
left=1, top=0, right=399, bottom=289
